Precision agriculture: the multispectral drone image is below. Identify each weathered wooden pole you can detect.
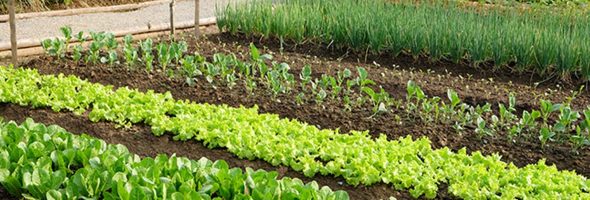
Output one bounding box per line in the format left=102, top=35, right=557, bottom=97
left=8, top=0, right=18, bottom=66
left=170, top=0, right=175, bottom=35
left=194, top=0, right=200, bottom=37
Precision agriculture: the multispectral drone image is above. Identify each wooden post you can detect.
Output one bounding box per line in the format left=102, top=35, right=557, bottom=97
left=8, top=0, right=17, bottom=66
left=194, top=0, right=200, bottom=38
left=170, top=0, right=175, bottom=35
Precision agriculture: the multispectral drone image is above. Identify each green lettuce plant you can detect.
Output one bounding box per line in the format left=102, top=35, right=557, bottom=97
left=0, top=119, right=349, bottom=200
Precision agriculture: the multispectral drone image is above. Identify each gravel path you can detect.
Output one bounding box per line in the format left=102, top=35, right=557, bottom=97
left=0, top=0, right=241, bottom=44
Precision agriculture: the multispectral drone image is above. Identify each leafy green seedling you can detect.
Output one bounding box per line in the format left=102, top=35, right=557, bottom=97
left=60, top=26, right=73, bottom=52
left=157, top=43, right=171, bottom=71
left=140, top=39, right=154, bottom=72
left=72, top=45, right=83, bottom=62
left=181, top=55, right=203, bottom=86
left=123, top=35, right=138, bottom=68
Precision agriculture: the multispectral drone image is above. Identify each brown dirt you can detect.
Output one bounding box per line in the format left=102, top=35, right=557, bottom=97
left=0, top=0, right=152, bottom=14
left=0, top=104, right=423, bottom=200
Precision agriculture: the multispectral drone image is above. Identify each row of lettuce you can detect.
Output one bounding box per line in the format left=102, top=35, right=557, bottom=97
left=217, top=0, right=590, bottom=81
left=0, top=66, right=588, bottom=199
left=0, top=118, right=348, bottom=199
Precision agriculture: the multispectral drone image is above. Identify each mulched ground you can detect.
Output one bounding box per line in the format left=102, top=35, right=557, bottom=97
left=1, top=26, right=588, bottom=199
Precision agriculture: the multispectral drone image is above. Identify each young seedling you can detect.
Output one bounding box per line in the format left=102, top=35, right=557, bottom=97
left=362, top=86, right=390, bottom=116
left=60, top=26, right=73, bottom=53
left=71, top=31, right=86, bottom=62
left=87, top=41, right=101, bottom=64
left=157, top=43, right=171, bottom=71
left=140, top=39, right=154, bottom=72
left=41, top=38, right=66, bottom=59
left=168, top=41, right=186, bottom=65
left=328, top=76, right=341, bottom=99
left=343, top=95, right=353, bottom=111
left=101, top=48, right=118, bottom=65
left=276, top=63, right=295, bottom=93
left=569, top=107, right=590, bottom=151
left=100, top=33, right=119, bottom=66
left=204, top=62, right=221, bottom=85
left=267, top=69, right=285, bottom=98
left=104, top=33, right=118, bottom=51
left=317, top=89, right=328, bottom=103
left=570, top=127, right=590, bottom=152
left=439, top=89, right=462, bottom=123
left=296, top=92, right=305, bottom=105
left=519, top=110, right=541, bottom=132
left=539, top=127, right=556, bottom=146
left=539, top=99, right=561, bottom=124
left=406, top=80, right=426, bottom=102
left=554, top=106, right=580, bottom=137
left=249, top=43, right=272, bottom=78
left=300, top=64, right=312, bottom=90
left=332, top=68, right=352, bottom=98
left=356, top=67, right=376, bottom=88
left=311, top=78, right=327, bottom=103
left=420, top=97, right=442, bottom=123
left=226, top=72, right=237, bottom=89
left=87, top=32, right=106, bottom=64
left=72, top=45, right=83, bottom=62
left=475, top=116, right=492, bottom=139
left=123, top=35, right=139, bottom=68
left=99, top=33, right=118, bottom=65
left=245, top=77, right=257, bottom=94
left=75, top=31, right=86, bottom=44
left=181, top=55, right=202, bottom=86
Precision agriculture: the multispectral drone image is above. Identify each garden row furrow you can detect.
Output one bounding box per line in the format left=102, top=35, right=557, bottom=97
left=0, top=66, right=587, bottom=199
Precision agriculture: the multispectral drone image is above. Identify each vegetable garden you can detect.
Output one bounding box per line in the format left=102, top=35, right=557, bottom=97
left=0, top=0, right=589, bottom=199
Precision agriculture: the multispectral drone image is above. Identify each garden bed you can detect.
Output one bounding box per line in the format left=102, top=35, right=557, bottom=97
left=15, top=28, right=590, bottom=179
left=0, top=23, right=588, bottom=198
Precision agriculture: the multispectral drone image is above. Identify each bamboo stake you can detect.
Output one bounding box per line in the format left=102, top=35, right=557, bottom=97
left=195, top=0, right=200, bottom=37
left=8, top=0, right=17, bottom=66
left=170, top=0, right=176, bottom=35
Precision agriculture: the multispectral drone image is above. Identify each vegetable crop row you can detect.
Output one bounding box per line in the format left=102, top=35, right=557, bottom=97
left=42, top=29, right=590, bottom=150
left=0, top=66, right=588, bottom=199
left=217, top=0, right=590, bottom=81
left=0, top=118, right=348, bottom=199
